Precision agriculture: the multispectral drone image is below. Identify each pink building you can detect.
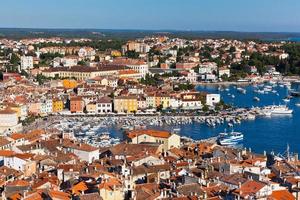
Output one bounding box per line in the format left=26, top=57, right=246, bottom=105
left=176, top=62, right=199, bottom=70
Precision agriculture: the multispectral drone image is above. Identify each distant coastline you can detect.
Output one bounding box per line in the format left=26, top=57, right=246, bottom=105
left=1, top=28, right=300, bottom=40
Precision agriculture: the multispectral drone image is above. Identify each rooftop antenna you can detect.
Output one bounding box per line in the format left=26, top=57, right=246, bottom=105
left=287, top=143, right=290, bottom=161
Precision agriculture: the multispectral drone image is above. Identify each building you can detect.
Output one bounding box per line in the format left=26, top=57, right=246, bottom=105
left=0, top=109, right=20, bottom=134
left=112, top=58, right=149, bottom=78
left=219, top=67, right=231, bottom=78
left=70, top=97, right=84, bottom=113
left=42, top=65, right=126, bottom=80
left=127, top=129, right=180, bottom=151
left=176, top=62, right=199, bottom=70
left=40, top=99, right=53, bottom=115
left=4, top=153, right=36, bottom=177
left=206, top=94, right=221, bottom=106
left=198, top=62, right=218, bottom=74
left=113, top=96, right=138, bottom=113
left=62, top=79, right=78, bottom=89
left=86, top=102, right=97, bottom=114
left=52, top=98, right=64, bottom=113
left=61, top=56, right=78, bottom=67
left=20, top=56, right=33, bottom=70
left=96, top=97, right=112, bottom=114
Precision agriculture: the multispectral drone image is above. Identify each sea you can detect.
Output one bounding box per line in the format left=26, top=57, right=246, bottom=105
left=102, top=83, right=300, bottom=155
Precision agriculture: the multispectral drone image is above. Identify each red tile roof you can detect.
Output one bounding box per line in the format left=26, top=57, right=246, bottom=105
left=127, top=129, right=171, bottom=139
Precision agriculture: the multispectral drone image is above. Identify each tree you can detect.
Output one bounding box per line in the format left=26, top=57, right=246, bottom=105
left=202, top=104, right=209, bottom=112
left=20, top=70, right=29, bottom=77
left=10, top=53, right=20, bottom=65
left=78, top=60, right=86, bottom=66
left=36, top=74, right=48, bottom=85
left=125, top=50, right=139, bottom=59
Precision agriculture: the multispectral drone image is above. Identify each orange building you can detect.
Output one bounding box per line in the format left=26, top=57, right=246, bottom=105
left=63, top=79, right=78, bottom=89
left=70, top=97, right=84, bottom=113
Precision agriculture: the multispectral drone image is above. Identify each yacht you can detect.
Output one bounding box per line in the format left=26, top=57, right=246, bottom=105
left=270, top=105, right=293, bottom=115
left=237, top=87, right=246, bottom=94
left=283, top=98, right=290, bottom=103
left=253, top=97, right=260, bottom=102
left=296, top=103, right=300, bottom=107
left=218, top=131, right=244, bottom=146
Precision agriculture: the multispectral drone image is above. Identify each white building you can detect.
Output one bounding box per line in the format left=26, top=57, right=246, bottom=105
left=169, top=98, right=181, bottom=109
left=219, top=68, right=231, bottom=78
left=0, top=109, right=20, bottom=133
left=72, top=144, right=99, bottom=163
left=61, top=56, right=78, bottom=67
left=198, top=62, right=218, bottom=74
left=181, top=99, right=202, bottom=110
left=96, top=97, right=112, bottom=114
left=40, top=99, right=53, bottom=114
left=206, top=94, right=221, bottom=106
left=187, top=70, right=198, bottom=83
left=20, top=56, right=33, bottom=70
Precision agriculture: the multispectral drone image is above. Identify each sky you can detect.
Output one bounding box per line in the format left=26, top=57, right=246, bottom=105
left=0, top=0, right=300, bottom=32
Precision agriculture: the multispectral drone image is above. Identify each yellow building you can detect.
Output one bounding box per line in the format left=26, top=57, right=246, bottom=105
left=114, top=96, right=138, bottom=113
left=52, top=99, right=64, bottom=112
left=146, top=95, right=156, bottom=108
left=99, top=177, right=124, bottom=200
left=86, top=103, right=97, bottom=113
left=111, top=50, right=122, bottom=57
left=159, top=95, right=170, bottom=109
left=127, top=129, right=181, bottom=151
left=62, top=79, right=78, bottom=89
left=9, top=104, right=21, bottom=119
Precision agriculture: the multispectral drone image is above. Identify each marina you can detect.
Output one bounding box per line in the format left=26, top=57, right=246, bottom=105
left=46, top=81, right=300, bottom=154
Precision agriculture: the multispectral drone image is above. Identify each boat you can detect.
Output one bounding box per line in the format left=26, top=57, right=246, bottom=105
left=253, top=97, right=260, bottom=102
left=270, top=105, right=293, bottom=115
left=296, top=103, right=300, bottom=107
left=218, top=130, right=243, bottom=146
left=237, top=87, right=246, bottom=94
left=283, top=98, right=290, bottom=103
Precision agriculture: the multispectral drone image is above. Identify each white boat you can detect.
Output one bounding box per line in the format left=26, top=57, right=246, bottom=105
left=218, top=131, right=243, bottom=146
left=296, top=103, right=300, bottom=107
left=270, top=105, right=293, bottom=114
left=253, top=97, right=260, bottom=101
left=237, top=87, right=246, bottom=94
left=85, top=131, right=96, bottom=136
left=283, top=98, right=290, bottom=103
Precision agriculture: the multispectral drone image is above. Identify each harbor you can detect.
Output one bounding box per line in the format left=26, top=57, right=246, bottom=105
left=42, top=80, right=300, bottom=155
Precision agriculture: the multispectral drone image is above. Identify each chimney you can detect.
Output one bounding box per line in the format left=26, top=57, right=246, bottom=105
left=203, top=191, right=207, bottom=199
left=295, top=153, right=298, bottom=161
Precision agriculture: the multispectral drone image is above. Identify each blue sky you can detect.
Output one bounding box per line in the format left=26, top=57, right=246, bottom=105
left=1, top=0, right=300, bottom=32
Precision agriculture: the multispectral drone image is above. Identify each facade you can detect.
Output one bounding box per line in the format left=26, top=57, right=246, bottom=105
left=20, top=56, right=33, bottom=70
left=176, top=62, right=199, bottom=70
left=219, top=68, right=231, bottom=78
left=52, top=99, right=64, bottom=113
left=40, top=99, right=53, bottom=115
left=96, top=97, right=112, bottom=114
left=42, top=65, right=126, bottom=80
left=62, top=79, right=78, bottom=89
left=206, top=94, right=221, bottom=106
left=70, top=97, right=84, bottom=113
left=127, top=129, right=181, bottom=151
left=0, top=109, right=19, bottom=133
left=113, top=96, right=138, bottom=113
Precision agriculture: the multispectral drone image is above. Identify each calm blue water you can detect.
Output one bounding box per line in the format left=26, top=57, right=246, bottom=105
left=192, top=84, right=300, bottom=154
left=104, top=83, right=300, bottom=154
